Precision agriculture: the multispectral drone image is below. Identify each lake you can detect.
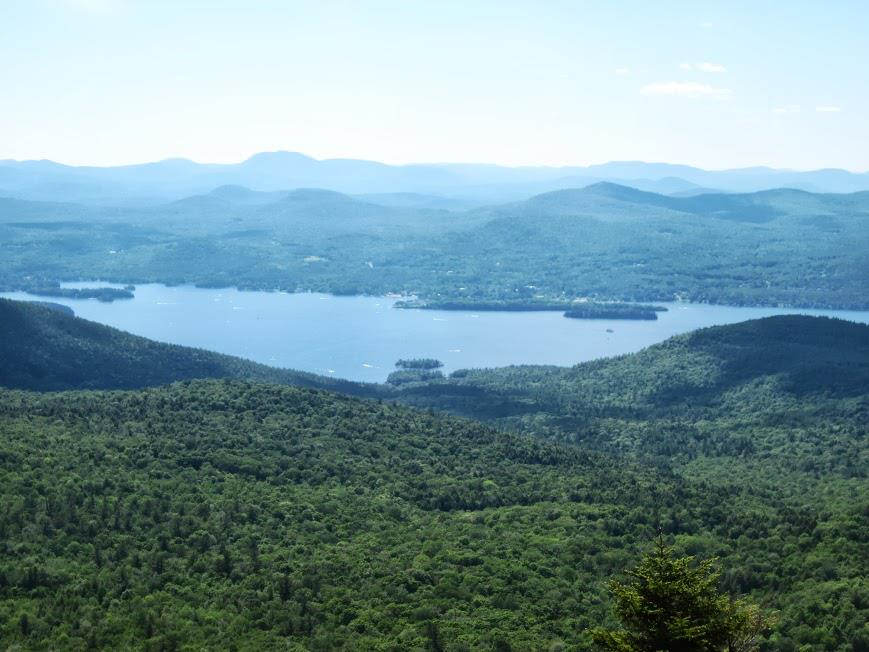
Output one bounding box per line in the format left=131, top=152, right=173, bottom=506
left=4, top=283, right=869, bottom=382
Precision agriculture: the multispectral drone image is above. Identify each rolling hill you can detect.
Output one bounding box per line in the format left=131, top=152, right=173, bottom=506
left=5, top=299, right=866, bottom=484
left=477, top=182, right=869, bottom=224
left=4, top=297, right=867, bottom=487
left=392, top=314, right=869, bottom=512
left=396, top=314, right=869, bottom=426
left=2, top=182, right=868, bottom=308
left=422, top=185, right=869, bottom=308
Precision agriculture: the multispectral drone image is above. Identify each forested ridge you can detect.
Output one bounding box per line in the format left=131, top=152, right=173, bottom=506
left=396, top=316, right=867, bottom=462
left=396, top=316, right=868, bottom=522
left=2, top=182, right=868, bottom=309
left=0, top=302, right=867, bottom=648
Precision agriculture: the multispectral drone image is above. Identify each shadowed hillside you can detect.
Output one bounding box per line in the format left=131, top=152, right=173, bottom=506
left=0, top=299, right=381, bottom=396
left=395, top=315, right=869, bottom=474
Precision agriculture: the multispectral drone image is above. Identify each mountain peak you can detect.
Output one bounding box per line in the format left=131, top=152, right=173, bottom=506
left=528, top=182, right=661, bottom=205
left=243, top=151, right=315, bottom=165
left=283, top=187, right=355, bottom=202
left=581, top=181, right=642, bottom=195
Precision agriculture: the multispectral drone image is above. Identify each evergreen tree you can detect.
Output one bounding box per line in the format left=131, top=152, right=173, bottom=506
left=591, top=539, right=773, bottom=651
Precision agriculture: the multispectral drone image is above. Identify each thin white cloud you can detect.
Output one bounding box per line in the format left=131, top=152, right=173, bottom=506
left=614, top=67, right=630, bottom=76
left=816, top=105, right=842, bottom=112
left=680, top=62, right=727, bottom=73
left=772, top=105, right=801, bottom=114
left=641, top=81, right=732, bottom=99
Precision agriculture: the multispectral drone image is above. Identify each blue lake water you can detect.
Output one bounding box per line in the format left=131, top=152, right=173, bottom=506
left=4, top=283, right=869, bottom=382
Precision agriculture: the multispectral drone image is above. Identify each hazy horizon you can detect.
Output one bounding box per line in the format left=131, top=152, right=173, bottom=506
left=3, top=149, right=868, bottom=175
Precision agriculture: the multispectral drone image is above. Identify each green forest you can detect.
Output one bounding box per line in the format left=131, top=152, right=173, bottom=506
left=1, top=380, right=866, bottom=650
left=3, top=2, right=868, bottom=649
left=2, top=183, right=868, bottom=310
left=0, top=300, right=867, bottom=649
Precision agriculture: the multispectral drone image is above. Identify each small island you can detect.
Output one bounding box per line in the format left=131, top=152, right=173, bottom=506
left=394, top=298, right=668, bottom=319
left=395, top=358, right=444, bottom=370
left=564, top=302, right=666, bottom=320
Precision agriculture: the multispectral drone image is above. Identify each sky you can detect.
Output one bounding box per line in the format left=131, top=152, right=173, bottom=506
left=2, top=0, right=867, bottom=170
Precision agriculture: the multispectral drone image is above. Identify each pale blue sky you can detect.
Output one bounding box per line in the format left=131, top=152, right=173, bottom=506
left=2, top=0, right=867, bottom=170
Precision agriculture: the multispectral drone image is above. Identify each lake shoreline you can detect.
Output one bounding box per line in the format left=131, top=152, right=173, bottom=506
left=4, top=278, right=868, bottom=312
left=3, top=284, right=869, bottom=383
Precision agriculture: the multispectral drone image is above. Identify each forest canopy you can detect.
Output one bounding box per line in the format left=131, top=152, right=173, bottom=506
left=0, top=304, right=866, bottom=649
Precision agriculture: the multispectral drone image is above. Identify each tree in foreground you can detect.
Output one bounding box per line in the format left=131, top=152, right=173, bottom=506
left=591, top=539, right=773, bottom=651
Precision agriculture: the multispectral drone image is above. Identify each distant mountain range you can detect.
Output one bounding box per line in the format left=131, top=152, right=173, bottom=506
left=2, top=151, right=868, bottom=205
left=476, top=182, right=869, bottom=224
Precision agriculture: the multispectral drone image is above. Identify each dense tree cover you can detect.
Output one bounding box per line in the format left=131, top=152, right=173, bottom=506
left=1, top=381, right=866, bottom=650
left=592, top=540, right=773, bottom=651
left=391, top=316, right=869, bottom=648
left=389, top=360, right=446, bottom=386
left=2, top=183, right=868, bottom=308
left=395, top=358, right=444, bottom=370
left=397, top=316, right=869, bottom=472
left=25, top=300, right=74, bottom=316
left=0, top=300, right=382, bottom=398
left=563, top=303, right=664, bottom=320
left=386, top=369, right=446, bottom=386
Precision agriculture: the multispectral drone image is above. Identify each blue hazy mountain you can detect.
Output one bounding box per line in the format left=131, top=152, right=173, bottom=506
left=2, top=152, right=867, bottom=205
